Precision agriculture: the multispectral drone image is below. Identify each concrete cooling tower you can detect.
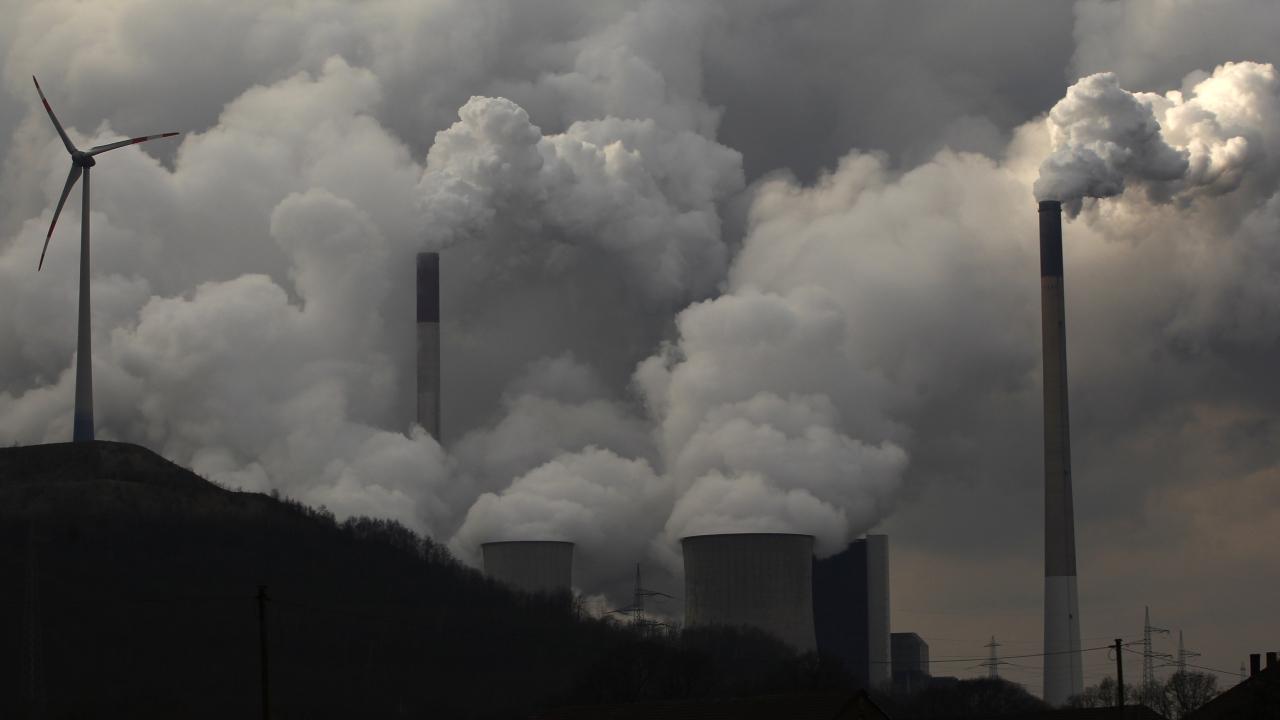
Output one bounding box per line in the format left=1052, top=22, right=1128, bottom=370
left=681, top=533, right=817, bottom=652
left=481, top=541, right=574, bottom=596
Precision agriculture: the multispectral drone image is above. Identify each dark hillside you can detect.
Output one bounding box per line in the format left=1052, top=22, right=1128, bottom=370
left=0, top=442, right=844, bottom=719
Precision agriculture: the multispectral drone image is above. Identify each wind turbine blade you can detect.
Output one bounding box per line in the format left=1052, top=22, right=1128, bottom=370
left=88, top=132, right=180, bottom=156
left=39, top=164, right=83, bottom=270
left=32, top=76, right=77, bottom=155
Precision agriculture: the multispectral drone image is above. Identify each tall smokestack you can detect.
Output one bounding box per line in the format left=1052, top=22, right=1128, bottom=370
left=1039, top=200, right=1083, bottom=705
left=416, top=252, right=441, bottom=441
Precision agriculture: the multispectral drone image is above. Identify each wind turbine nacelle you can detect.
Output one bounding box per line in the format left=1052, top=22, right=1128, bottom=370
left=73, top=151, right=96, bottom=167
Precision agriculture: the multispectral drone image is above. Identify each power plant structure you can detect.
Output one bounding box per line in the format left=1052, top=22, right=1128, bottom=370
left=416, top=252, right=441, bottom=441
left=481, top=540, right=574, bottom=596
left=412, top=241, right=895, bottom=675
left=813, top=535, right=891, bottom=688
left=681, top=533, right=817, bottom=652
left=1039, top=200, right=1083, bottom=705
left=891, top=632, right=931, bottom=693
left=420, top=256, right=578, bottom=603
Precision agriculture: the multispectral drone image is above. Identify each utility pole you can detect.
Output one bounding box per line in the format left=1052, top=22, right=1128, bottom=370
left=257, top=585, right=271, bottom=720
left=23, top=521, right=44, bottom=720
left=1114, top=638, right=1126, bottom=709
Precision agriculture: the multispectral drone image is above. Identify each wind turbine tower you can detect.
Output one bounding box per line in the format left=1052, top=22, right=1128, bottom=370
left=33, top=77, right=179, bottom=441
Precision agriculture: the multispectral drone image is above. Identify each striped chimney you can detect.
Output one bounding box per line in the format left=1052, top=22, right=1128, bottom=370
left=416, top=252, right=441, bottom=441
left=1039, top=200, right=1083, bottom=705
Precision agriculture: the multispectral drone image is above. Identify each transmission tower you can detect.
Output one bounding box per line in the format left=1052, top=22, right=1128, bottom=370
left=1142, top=606, right=1171, bottom=689
left=1175, top=630, right=1200, bottom=674
left=609, top=564, right=673, bottom=634
left=982, top=636, right=1003, bottom=679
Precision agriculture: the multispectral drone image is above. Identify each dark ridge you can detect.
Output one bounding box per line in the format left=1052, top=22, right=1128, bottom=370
left=0, top=440, right=211, bottom=490
left=0, top=442, right=847, bottom=719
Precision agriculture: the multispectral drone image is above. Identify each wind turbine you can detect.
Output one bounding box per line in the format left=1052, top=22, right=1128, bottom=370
left=33, top=76, right=179, bottom=442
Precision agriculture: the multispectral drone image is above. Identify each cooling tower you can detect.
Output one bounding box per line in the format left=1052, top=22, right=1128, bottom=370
left=682, top=533, right=817, bottom=652
left=416, top=252, right=441, bottom=441
left=813, top=535, right=891, bottom=688
left=481, top=541, right=574, bottom=596
left=1039, top=200, right=1083, bottom=705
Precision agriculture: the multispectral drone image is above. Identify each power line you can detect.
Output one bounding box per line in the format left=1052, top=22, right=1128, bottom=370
left=875, top=642, right=1126, bottom=664
left=1120, top=646, right=1240, bottom=679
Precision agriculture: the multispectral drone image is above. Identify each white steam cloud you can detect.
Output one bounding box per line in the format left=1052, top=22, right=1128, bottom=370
left=1035, top=62, right=1279, bottom=214
left=3, top=0, right=1280, bottom=628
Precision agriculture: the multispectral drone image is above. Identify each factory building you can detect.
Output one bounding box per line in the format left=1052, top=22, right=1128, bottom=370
left=813, top=535, right=891, bottom=688
left=891, top=632, right=930, bottom=693
left=481, top=541, right=574, bottom=596
left=681, top=533, right=818, bottom=652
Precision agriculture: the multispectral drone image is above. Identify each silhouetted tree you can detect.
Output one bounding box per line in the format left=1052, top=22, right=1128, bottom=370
left=1067, top=676, right=1139, bottom=709
left=1068, top=673, right=1219, bottom=719
left=1166, top=671, right=1218, bottom=719
left=879, top=677, right=1047, bottom=718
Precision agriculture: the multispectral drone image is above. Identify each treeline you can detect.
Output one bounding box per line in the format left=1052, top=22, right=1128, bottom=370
left=0, top=447, right=849, bottom=719
left=1067, top=672, right=1220, bottom=719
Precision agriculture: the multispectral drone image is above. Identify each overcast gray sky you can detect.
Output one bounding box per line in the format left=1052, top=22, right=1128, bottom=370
left=1, top=0, right=1278, bottom=694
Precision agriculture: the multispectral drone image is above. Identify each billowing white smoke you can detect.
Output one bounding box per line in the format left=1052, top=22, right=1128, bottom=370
left=417, top=95, right=741, bottom=304
left=0, top=49, right=744, bottom=551
left=636, top=290, right=908, bottom=563
left=5, top=0, right=1280, bottom=627
left=1035, top=62, right=1280, bottom=214
left=452, top=447, right=673, bottom=595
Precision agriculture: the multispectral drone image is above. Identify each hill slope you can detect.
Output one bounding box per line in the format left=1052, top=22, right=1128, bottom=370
left=0, top=442, right=833, bottom=719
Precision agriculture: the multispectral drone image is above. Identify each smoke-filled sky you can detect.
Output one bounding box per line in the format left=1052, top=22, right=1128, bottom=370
left=2, top=0, right=1278, bottom=692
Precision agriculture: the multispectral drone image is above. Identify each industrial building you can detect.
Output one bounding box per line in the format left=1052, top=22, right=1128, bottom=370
left=813, top=535, right=891, bottom=688
left=481, top=540, right=574, bottom=596
left=890, top=632, right=930, bottom=693
left=682, top=533, right=818, bottom=652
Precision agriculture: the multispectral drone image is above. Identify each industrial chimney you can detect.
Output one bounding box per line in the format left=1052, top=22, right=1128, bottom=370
left=682, top=533, right=817, bottom=653
left=416, top=252, right=441, bottom=441
left=1039, top=200, right=1083, bottom=705
left=481, top=541, right=574, bottom=596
